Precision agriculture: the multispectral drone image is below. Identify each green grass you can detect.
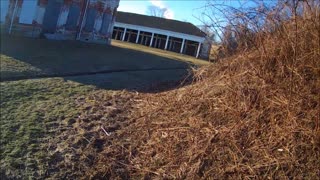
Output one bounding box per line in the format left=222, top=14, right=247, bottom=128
left=0, top=78, right=97, bottom=178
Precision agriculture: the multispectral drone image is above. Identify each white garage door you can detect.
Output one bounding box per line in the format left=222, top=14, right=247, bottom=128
left=19, top=0, right=38, bottom=24
left=0, top=0, right=9, bottom=23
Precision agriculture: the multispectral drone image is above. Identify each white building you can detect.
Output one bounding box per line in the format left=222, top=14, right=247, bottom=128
left=113, top=12, right=209, bottom=58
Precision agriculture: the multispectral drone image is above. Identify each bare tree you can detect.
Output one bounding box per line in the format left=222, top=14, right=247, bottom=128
left=195, top=0, right=319, bottom=60
left=196, top=0, right=279, bottom=57
left=147, top=5, right=168, bottom=18
left=200, top=25, right=216, bottom=43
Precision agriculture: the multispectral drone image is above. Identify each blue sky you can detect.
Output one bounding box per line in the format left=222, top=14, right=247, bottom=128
left=118, top=0, right=208, bottom=26
left=118, top=0, right=277, bottom=28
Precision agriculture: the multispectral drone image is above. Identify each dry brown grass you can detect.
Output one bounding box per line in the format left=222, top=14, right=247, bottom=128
left=84, top=1, right=320, bottom=178
left=27, top=1, right=319, bottom=178
left=1, top=1, right=318, bottom=179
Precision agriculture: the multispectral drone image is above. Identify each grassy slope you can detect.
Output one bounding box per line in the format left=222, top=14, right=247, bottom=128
left=87, top=10, right=320, bottom=178
left=2, top=3, right=319, bottom=179
left=87, top=54, right=319, bottom=179
left=1, top=35, right=318, bottom=179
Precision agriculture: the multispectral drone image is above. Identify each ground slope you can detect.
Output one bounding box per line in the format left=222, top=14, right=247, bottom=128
left=1, top=16, right=319, bottom=178
left=86, top=54, right=319, bottom=179
left=1, top=48, right=318, bottom=179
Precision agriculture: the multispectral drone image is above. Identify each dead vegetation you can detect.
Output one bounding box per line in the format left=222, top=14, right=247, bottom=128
left=43, top=90, right=138, bottom=179
left=2, top=0, right=318, bottom=179
left=82, top=0, right=319, bottom=178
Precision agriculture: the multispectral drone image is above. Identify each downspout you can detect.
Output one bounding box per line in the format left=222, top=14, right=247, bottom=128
left=9, top=0, right=18, bottom=34
left=77, top=0, right=90, bottom=40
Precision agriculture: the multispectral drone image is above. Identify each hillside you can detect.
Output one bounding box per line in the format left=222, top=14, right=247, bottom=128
left=1, top=0, right=319, bottom=179
left=81, top=2, right=320, bottom=178
left=84, top=53, right=319, bottom=178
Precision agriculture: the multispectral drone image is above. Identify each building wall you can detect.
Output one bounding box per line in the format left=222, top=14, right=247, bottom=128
left=112, top=22, right=207, bottom=58
left=1, top=0, right=119, bottom=44
left=0, top=0, right=210, bottom=58
left=0, top=1, right=10, bottom=23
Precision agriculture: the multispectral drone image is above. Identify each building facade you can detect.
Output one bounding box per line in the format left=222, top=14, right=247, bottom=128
left=112, top=12, right=209, bottom=58
left=0, top=0, right=119, bottom=44
left=0, top=2, right=210, bottom=58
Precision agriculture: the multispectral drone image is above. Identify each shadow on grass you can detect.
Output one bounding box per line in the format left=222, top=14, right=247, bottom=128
left=0, top=36, right=195, bottom=92
left=0, top=37, right=194, bottom=178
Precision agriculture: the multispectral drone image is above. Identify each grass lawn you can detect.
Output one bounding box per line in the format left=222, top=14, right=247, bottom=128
left=111, top=40, right=210, bottom=66
left=1, top=77, right=143, bottom=178
left=0, top=36, right=209, bottom=81
left=0, top=78, right=97, bottom=178
left=0, top=36, right=201, bottom=178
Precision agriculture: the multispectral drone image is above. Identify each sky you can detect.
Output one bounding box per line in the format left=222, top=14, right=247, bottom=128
left=117, top=0, right=278, bottom=31
left=118, top=0, right=209, bottom=26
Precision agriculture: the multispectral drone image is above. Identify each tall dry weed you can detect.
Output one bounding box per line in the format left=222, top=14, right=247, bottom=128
left=88, top=0, right=320, bottom=178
